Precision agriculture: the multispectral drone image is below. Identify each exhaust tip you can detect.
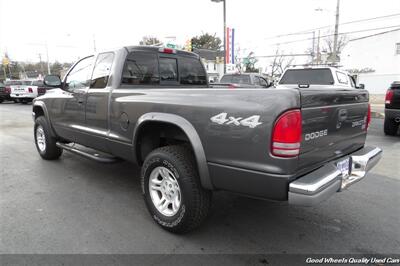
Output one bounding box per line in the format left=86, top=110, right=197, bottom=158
left=395, top=117, right=400, bottom=123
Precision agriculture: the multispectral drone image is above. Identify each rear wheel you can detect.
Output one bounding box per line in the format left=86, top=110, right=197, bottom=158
left=0, top=98, right=3, bottom=103
left=34, top=116, right=63, bottom=160
left=141, top=145, right=211, bottom=233
left=384, top=118, right=398, bottom=135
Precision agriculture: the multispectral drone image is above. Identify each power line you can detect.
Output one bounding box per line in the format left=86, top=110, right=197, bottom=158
left=270, top=25, right=400, bottom=46
left=263, top=13, right=400, bottom=40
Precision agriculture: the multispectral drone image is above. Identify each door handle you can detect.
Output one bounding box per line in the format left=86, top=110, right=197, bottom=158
left=77, top=99, right=84, bottom=104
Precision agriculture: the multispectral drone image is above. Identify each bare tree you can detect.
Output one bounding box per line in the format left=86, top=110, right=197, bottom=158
left=139, top=36, right=161, bottom=46
left=323, top=32, right=348, bottom=62
left=269, top=49, right=294, bottom=79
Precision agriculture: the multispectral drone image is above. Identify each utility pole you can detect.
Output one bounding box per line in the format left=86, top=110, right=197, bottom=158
left=332, top=0, right=340, bottom=63
left=38, top=53, right=44, bottom=74
left=312, top=31, right=316, bottom=63
left=93, top=34, right=97, bottom=53
left=45, top=42, right=51, bottom=74
left=317, top=30, right=321, bottom=65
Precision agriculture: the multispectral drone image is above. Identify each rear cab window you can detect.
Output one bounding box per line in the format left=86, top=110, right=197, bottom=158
left=121, top=50, right=207, bottom=87
left=220, top=75, right=251, bottom=84
left=32, top=80, right=44, bottom=86
left=279, top=69, right=334, bottom=85
left=5, top=81, right=22, bottom=86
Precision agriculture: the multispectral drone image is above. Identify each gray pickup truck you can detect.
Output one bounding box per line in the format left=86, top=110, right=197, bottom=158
left=33, top=46, right=382, bottom=233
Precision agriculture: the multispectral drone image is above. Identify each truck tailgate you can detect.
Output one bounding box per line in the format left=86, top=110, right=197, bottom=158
left=299, top=89, right=369, bottom=170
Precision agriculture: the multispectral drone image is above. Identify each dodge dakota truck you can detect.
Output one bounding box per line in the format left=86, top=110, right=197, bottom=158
left=33, top=46, right=382, bottom=233
left=384, top=81, right=400, bottom=135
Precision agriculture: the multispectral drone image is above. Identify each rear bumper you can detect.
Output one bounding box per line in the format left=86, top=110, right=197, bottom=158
left=289, top=146, right=382, bottom=206
left=385, top=108, right=400, bottom=122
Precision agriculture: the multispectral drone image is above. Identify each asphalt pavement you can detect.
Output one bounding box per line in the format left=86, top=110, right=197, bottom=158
left=0, top=102, right=399, bottom=257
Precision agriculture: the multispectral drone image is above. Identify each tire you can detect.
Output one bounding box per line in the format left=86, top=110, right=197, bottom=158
left=13, top=99, right=18, bottom=103
left=0, top=99, right=3, bottom=103
left=34, top=116, right=63, bottom=160
left=141, top=145, right=212, bottom=234
left=384, top=118, right=398, bottom=135
left=21, top=100, right=28, bottom=104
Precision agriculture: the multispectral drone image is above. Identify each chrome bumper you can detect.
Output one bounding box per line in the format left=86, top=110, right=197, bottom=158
left=289, top=146, right=382, bottom=206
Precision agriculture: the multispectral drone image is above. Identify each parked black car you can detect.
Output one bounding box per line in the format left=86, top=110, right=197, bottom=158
left=384, top=81, right=400, bottom=135
left=0, top=81, right=11, bottom=103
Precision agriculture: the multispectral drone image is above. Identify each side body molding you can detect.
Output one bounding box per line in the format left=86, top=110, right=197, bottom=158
left=32, top=100, right=57, bottom=137
left=133, top=112, right=213, bottom=190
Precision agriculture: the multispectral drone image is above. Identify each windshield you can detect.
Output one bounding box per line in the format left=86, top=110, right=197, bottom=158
left=279, top=69, right=334, bottom=85
left=220, top=75, right=251, bottom=84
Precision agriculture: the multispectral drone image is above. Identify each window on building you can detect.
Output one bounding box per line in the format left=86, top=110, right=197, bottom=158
left=396, top=43, right=400, bottom=55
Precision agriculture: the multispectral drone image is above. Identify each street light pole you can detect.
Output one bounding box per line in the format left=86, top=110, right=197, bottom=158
left=223, top=0, right=226, bottom=74
left=211, top=0, right=226, bottom=74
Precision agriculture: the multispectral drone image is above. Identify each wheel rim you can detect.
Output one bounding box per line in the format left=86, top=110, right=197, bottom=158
left=149, top=166, right=181, bottom=217
left=36, top=126, right=46, bottom=152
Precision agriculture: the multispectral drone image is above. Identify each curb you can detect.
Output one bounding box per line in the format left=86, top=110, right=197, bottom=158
left=371, top=111, right=385, bottom=119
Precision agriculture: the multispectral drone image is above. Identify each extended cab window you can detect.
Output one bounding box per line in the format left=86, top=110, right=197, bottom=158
left=179, top=57, right=207, bottom=85
left=336, top=71, right=348, bottom=84
left=122, top=52, right=159, bottom=85
left=279, top=69, right=334, bottom=85
left=91, top=52, right=114, bottom=89
left=65, top=56, right=94, bottom=90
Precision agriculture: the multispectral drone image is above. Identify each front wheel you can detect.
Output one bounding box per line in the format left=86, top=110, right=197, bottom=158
left=34, top=116, right=63, bottom=160
left=141, top=145, right=212, bottom=234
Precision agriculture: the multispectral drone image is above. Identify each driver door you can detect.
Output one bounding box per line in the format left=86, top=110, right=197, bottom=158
left=51, top=56, right=94, bottom=143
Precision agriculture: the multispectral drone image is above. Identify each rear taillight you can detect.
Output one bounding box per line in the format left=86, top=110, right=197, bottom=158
left=366, top=103, right=371, bottom=130
left=385, top=89, right=394, bottom=104
left=5, top=87, right=11, bottom=94
left=38, top=87, right=46, bottom=94
left=159, top=47, right=176, bottom=54
left=228, top=84, right=237, bottom=89
left=271, top=109, right=302, bottom=157
left=28, top=87, right=33, bottom=93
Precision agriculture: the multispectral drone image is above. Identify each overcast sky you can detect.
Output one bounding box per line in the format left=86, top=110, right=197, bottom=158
left=0, top=0, right=399, bottom=64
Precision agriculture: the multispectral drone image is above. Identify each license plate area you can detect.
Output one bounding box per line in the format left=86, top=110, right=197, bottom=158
left=337, top=157, right=351, bottom=189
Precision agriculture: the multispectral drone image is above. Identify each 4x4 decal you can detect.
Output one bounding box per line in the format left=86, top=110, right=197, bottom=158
left=210, top=112, right=262, bottom=128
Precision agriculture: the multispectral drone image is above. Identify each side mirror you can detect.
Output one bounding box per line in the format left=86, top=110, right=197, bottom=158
left=358, top=83, right=365, bottom=89
left=44, top=75, right=62, bottom=87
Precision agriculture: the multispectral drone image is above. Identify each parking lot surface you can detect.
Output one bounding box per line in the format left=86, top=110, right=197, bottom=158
left=0, top=102, right=399, bottom=255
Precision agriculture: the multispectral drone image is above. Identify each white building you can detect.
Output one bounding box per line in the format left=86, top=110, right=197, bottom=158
left=341, top=28, right=400, bottom=94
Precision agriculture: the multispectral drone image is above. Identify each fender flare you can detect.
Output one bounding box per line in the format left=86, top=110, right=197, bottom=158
left=32, top=101, right=57, bottom=137
left=133, top=112, right=213, bottom=190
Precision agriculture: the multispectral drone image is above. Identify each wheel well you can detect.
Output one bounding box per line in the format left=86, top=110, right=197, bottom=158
left=33, top=106, right=45, bottom=120
left=135, top=122, right=192, bottom=165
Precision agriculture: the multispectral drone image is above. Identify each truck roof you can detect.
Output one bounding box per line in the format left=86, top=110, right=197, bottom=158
left=124, top=45, right=200, bottom=58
